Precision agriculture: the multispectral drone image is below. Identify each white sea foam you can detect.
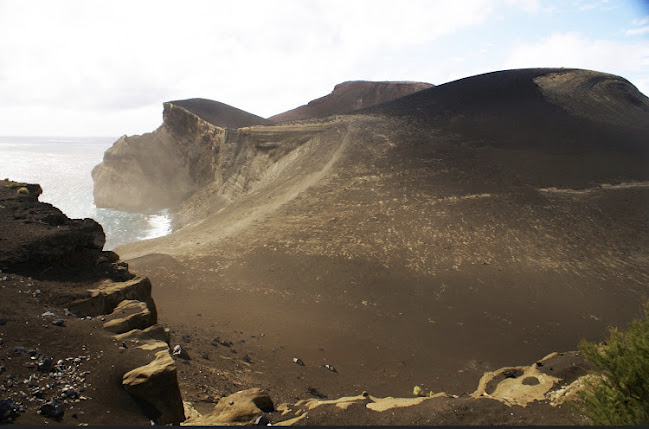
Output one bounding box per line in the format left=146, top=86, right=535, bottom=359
left=0, top=136, right=172, bottom=251
left=143, top=210, right=172, bottom=240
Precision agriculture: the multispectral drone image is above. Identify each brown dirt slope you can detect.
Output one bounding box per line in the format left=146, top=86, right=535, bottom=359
left=270, top=80, right=433, bottom=122
left=116, top=67, right=649, bottom=424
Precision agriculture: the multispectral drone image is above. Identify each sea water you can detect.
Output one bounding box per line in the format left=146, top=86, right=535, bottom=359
left=0, top=136, right=171, bottom=250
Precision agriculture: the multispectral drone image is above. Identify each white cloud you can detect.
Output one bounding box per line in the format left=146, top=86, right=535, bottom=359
left=0, top=0, right=502, bottom=135
left=505, top=0, right=540, bottom=13
left=504, top=32, right=649, bottom=94
left=576, top=0, right=615, bottom=12
left=626, top=26, right=649, bottom=35
left=0, top=0, right=646, bottom=135
left=633, top=16, right=649, bottom=26
left=627, top=15, right=649, bottom=36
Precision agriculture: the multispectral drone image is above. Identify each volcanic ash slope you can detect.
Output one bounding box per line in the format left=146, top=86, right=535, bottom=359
left=98, top=69, right=649, bottom=399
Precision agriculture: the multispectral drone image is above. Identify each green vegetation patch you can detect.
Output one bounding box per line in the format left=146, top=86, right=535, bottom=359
left=576, top=301, right=649, bottom=425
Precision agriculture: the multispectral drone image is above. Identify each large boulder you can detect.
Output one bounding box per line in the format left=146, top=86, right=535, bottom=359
left=122, top=350, right=185, bottom=424
left=184, top=388, right=274, bottom=425
left=69, top=276, right=156, bottom=318
left=103, top=300, right=156, bottom=334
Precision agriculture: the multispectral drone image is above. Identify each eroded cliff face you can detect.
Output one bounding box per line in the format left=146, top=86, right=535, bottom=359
left=92, top=99, right=348, bottom=225
left=92, top=82, right=434, bottom=214
left=92, top=103, right=227, bottom=211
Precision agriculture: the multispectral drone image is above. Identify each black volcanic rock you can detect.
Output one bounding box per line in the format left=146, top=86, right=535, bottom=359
left=0, top=180, right=106, bottom=274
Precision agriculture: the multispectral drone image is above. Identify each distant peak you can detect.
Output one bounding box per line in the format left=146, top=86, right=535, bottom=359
left=270, top=80, right=433, bottom=122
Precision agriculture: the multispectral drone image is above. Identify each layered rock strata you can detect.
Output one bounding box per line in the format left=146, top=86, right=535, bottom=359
left=0, top=180, right=184, bottom=424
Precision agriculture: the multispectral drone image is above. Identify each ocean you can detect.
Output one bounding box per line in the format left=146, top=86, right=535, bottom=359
left=0, top=136, right=171, bottom=250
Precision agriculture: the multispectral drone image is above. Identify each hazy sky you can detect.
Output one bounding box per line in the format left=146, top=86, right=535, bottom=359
left=1, top=0, right=648, bottom=136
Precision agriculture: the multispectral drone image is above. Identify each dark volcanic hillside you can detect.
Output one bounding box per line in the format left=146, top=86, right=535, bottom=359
left=169, top=98, right=273, bottom=128
left=270, top=80, right=433, bottom=122
left=367, top=68, right=649, bottom=157
left=95, top=68, right=649, bottom=419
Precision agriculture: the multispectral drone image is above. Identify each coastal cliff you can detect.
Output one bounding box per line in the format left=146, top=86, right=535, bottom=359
left=92, top=102, right=226, bottom=211
left=92, top=81, right=433, bottom=214
left=0, top=180, right=183, bottom=424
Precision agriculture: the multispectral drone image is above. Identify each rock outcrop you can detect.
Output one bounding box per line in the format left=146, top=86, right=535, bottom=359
left=92, top=100, right=271, bottom=212
left=183, top=388, right=274, bottom=426
left=0, top=181, right=106, bottom=272
left=68, top=276, right=155, bottom=317
left=0, top=180, right=185, bottom=425
left=123, top=350, right=185, bottom=425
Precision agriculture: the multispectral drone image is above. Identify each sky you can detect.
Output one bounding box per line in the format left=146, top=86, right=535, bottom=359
left=0, top=0, right=648, bottom=137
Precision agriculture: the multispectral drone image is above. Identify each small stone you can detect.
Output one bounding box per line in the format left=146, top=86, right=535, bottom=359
left=31, top=388, right=44, bottom=399
left=39, top=399, right=64, bottom=419
left=292, top=357, right=304, bottom=366
left=172, top=345, right=190, bottom=360
left=323, top=364, right=337, bottom=373
left=38, top=358, right=53, bottom=372
left=63, top=388, right=78, bottom=399
left=254, top=415, right=270, bottom=426
left=0, top=338, right=3, bottom=346
left=242, top=354, right=252, bottom=363
left=41, top=311, right=57, bottom=318
left=0, top=398, right=21, bottom=424
left=307, top=386, right=326, bottom=398
left=0, top=318, right=6, bottom=326
left=212, top=337, right=232, bottom=347
left=28, top=349, right=37, bottom=357
left=52, top=319, right=65, bottom=327
left=14, top=346, right=26, bottom=355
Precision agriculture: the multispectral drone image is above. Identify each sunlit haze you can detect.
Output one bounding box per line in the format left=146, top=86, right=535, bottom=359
left=1, top=0, right=648, bottom=136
